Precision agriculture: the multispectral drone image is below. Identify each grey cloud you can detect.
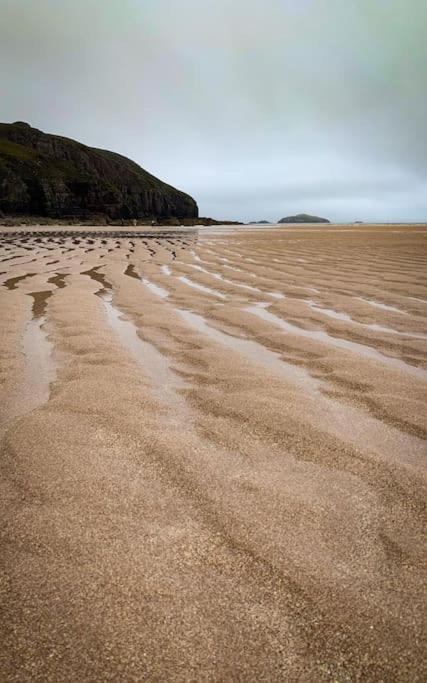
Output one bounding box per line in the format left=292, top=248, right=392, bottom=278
left=1, top=0, right=426, bottom=221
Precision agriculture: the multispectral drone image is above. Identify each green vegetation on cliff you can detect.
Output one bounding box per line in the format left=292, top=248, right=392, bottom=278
left=0, top=122, right=198, bottom=219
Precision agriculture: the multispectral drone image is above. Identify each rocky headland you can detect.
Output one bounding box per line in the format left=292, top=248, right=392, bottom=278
left=0, top=122, right=198, bottom=220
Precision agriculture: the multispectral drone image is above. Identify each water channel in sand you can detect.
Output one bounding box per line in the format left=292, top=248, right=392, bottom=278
left=124, top=262, right=170, bottom=298
left=178, top=275, right=227, bottom=299
left=84, top=266, right=188, bottom=418
left=0, top=289, right=57, bottom=434
left=103, top=302, right=187, bottom=417
left=246, top=303, right=427, bottom=380
left=307, top=301, right=427, bottom=339
left=357, top=297, right=408, bottom=314
left=23, top=291, right=56, bottom=405
left=187, top=263, right=262, bottom=293
left=3, top=273, right=36, bottom=290
left=178, top=308, right=319, bottom=390
left=177, top=307, right=425, bottom=463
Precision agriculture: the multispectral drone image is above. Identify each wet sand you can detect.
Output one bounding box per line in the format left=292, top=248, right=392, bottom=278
left=0, top=224, right=426, bottom=680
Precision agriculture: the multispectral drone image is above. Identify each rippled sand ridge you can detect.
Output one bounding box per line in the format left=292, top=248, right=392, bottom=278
left=0, top=224, right=426, bottom=680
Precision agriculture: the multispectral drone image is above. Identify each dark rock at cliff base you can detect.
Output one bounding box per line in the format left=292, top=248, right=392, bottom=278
left=278, top=213, right=330, bottom=224
left=0, top=121, right=198, bottom=219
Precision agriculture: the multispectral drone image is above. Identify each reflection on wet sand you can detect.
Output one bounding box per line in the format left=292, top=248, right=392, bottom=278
left=246, top=302, right=427, bottom=379
left=104, top=301, right=187, bottom=418
left=178, top=307, right=318, bottom=390
left=178, top=274, right=227, bottom=299
left=0, top=287, right=57, bottom=432
left=22, top=306, right=56, bottom=413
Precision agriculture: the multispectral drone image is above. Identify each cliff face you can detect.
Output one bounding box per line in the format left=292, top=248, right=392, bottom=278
left=278, top=213, right=330, bottom=223
left=0, top=122, right=198, bottom=219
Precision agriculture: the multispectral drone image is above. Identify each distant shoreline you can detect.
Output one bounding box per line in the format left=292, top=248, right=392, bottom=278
left=1, top=216, right=425, bottom=230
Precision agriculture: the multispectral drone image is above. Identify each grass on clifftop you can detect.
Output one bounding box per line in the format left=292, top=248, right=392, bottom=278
left=0, top=139, right=40, bottom=161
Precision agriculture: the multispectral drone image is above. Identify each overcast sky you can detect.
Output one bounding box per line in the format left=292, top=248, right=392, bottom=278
left=1, top=0, right=426, bottom=222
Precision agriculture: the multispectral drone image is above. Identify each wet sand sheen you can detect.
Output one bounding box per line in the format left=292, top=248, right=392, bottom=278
left=246, top=302, right=427, bottom=379
left=103, top=299, right=187, bottom=415
left=0, top=288, right=57, bottom=434
left=0, top=224, right=426, bottom=681
left=22, top=310, right=56, bottom=409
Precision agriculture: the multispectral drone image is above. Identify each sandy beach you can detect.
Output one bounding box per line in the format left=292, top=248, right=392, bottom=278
left=0, top=223, right=426, bottom=680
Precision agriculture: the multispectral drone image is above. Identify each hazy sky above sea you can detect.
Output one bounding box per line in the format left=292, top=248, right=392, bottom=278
left=1, top=0, right=426, bottom=222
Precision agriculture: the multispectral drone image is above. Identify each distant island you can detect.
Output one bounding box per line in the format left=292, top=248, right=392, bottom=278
left=0, top=121, right=198, bottom=220
left=248, top=220, right=271, bottom=224
left=278, top=213, right=330, bottom=224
